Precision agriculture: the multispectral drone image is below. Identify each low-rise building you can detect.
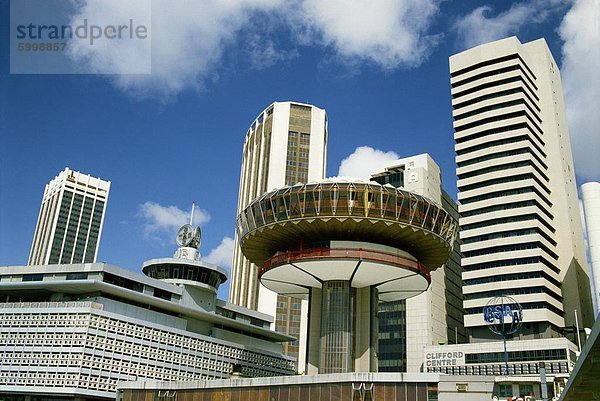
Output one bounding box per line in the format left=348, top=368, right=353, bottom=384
left=424, top=338, right=579, bottom=399
left=0, top=226, right=295, bottom=401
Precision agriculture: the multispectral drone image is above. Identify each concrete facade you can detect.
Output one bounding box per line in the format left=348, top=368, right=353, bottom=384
left=372, top=154, right=466, bottom=373
left=28, top=167, right=110, bottom=266
left=0, top=257, right=294, bottom=400
left=450, top=37, right=594, bottom=341
left=424, top=338, right=579, bottom=399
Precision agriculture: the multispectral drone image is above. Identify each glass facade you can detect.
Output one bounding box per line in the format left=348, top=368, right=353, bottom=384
left=320, top=281, right=354, bottom=373
left=143, top=263, right=226, bottom=290
left=275, top=295, right=302, bottom=366
left=45, top=190, right=106, bottom=265
left=378, top=300, right=407, bottom=372
left=372, top=170, right=404, bottom=188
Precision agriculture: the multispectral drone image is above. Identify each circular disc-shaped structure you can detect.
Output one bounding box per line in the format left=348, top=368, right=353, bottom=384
left=142, top=258, right=228, bottom=291
left=237, top=181, right=458, bottom=302
left=258, top=243, right=431, bottom=302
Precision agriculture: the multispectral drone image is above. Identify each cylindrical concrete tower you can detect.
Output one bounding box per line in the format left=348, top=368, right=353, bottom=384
left=236, top=179, right=457, bottom=374
left=581, top=182, right=600, bottom=314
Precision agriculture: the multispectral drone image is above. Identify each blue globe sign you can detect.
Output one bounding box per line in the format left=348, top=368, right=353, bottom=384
left=484, top=295, right=523, bottom=336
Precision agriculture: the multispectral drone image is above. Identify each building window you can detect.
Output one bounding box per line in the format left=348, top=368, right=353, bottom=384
left=519, top=384, right=535, bottom=397
left=153, top=288, right=172, bottom=301
left=498, top=384, right=513, bottom=397
left=66, top=272, right=88, bottom=280
left=22, top=274, right=44, bottom=282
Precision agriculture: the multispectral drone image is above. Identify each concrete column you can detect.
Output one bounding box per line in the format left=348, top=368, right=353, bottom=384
left=306, top=288, right=321, bottom=375
left=354, top=286, right=375, bottom=372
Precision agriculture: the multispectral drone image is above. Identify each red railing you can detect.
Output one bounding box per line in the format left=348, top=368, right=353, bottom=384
left=260, top=247, right=430, bottom=282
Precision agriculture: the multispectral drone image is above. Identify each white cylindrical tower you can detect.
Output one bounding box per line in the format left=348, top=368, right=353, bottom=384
left=581, top=182, right=600, bottom=315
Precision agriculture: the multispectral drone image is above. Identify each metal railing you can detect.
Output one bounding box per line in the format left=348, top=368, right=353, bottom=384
left=260, top=246, right=430, bottom=281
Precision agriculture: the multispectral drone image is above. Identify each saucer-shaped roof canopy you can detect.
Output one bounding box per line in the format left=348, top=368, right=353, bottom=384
left=237, top=181, right=458, bottom=270
left=142, top=258, right=228, bottom=291
left=258, top=244, right=431, bottom=302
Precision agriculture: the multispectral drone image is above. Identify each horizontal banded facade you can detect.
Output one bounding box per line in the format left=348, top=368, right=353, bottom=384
left=450, top=37, right=593, bottom=341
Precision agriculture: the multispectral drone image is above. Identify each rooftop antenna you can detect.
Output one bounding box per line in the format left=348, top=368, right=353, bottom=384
left=190, top=202, right=195, bottom=226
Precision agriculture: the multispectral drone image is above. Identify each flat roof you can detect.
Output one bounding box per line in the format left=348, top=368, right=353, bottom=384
left=0, top=263, right=293, bottom=342
left=117, top=372, right=442, bottom=392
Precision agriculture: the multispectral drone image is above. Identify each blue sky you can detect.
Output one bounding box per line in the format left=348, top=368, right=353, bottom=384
left=1, top=0, right=598, bottom=299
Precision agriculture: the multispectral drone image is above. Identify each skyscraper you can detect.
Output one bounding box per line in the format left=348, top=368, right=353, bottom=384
left=229, top=101, right=328, bottom=368
left=28, top=168, right=110, bottom=265
left=372, top=154, right=466, bottom=372
left=449, top=37, right=593, bottom=341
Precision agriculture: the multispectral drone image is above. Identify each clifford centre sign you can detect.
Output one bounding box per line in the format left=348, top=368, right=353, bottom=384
left=424, top=351, right=465, bottom=368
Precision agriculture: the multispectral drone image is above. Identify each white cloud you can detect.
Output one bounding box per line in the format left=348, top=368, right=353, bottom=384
left=67, top=0, right=152, bottom=75
left=204, top=237, right=235, bottom=271
left=452, top=1, right=564, bottom=50
left=559, top=0, right=600, bottom=181
left=337, top=146, right=399, bottom=180
left=65, top=0, right=442, bottom=98
left=139, top=202, right=210, bottom=235
left=290, top=0, right=441, bottom=68
left=245, top=37, right=299, bottom=70
left=67, top=0, right=285, bottom=99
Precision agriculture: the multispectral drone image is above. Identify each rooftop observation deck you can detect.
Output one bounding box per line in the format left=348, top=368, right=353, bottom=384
left=237, top=181, right=458, bottom=270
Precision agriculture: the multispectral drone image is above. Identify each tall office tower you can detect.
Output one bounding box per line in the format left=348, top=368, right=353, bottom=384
left=372, top=154, right=466, bottom=372
left=28, top=168, right=110, bottom=265
left=230, top=101, right=328, bottom=368
left=450, top=37, right=593, bottom=342
left=581, top=182, right=600, bottom=314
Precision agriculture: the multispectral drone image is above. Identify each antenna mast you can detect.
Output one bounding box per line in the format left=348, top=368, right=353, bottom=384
left=190, top=202, right=195, bottom=225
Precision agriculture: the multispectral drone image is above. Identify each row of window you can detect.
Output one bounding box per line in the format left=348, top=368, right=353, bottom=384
left=462, top=241, right=558, bottom=261
left=465, top=301, right=564, bottom=317
left=460, top=185, right=552, bottom=209
left=465, top=348, right=566, bottom=363
left=452, top=54, right=537, bottom=90
left=454, top=97, right=541, bottom=125
left=462, top=212, right=554, bottom=234
left=460, top=174, right=549, bottom=197
left=456, top=131, right=546, bottom=162
left=461, top=199, right=553, bottom=220
left=0, top=313, right=295, bottom=381
left=458, top=160, right=549, bottom=184
left=462, top=227, right=557, bottom=247
left=452, top=75, right=538, bottom=105
left=463, top=285, right=562, bottom=303
left=463, top=270, right=561, bottom=288
left=463, top=256, right=560, bottom=275
left=453, top=86, right=540, bottom=112
left=428, top=361, right=567, bottom=375
left=457, top=146, right=547, bottom=170
left=455, top=121, right=544, bottom=155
